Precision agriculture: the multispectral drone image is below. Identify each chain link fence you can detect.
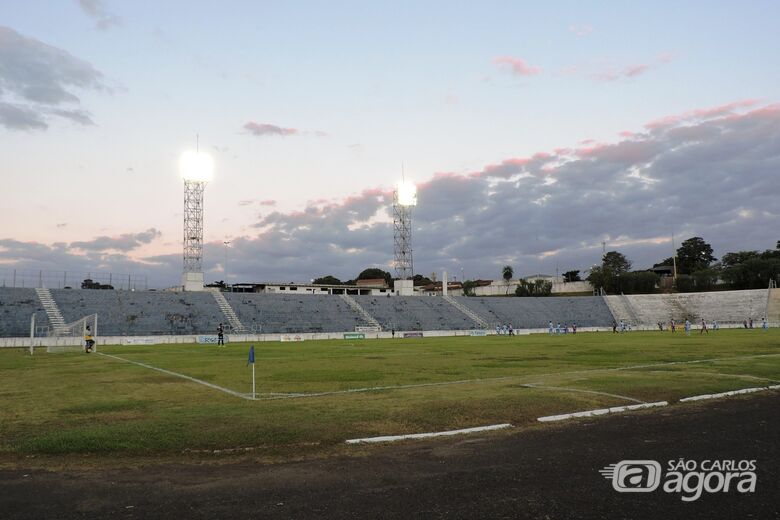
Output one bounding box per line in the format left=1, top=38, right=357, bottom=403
left=0, top=268, right=148, bottom=291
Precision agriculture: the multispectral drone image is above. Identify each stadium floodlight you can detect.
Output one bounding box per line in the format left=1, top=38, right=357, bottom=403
left=179, top=150, right=214, bottom=182
left=393, top=179, right=416, bottom=280
left=181, top=149, right=213, bottom=291
left=396, top=180, right=417, bottom=207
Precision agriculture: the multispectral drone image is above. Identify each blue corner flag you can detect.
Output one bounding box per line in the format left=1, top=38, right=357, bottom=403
left=247, top=345, right=255, bottom=365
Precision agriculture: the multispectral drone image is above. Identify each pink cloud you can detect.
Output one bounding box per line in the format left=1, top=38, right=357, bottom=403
left=645, top=99, right=760, bottom=130
left=493, top=56, right=542, bottom=76
left=244, top=122, right=298, bottom=136
left=591, top=52, right=674, bottom=82
left=624, top=64, right=649, bottom=77
left=569, top=25, right=593, bottom=37
left=259, top=199, right=277, bottom=206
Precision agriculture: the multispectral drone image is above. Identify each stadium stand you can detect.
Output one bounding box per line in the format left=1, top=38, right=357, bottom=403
left=457, top=296, right=614, bottom=329
left=0, top=288, right=48, bottom=337
left=605, top=289, right=769, bottom=325
left=225, top=293, right=363, bottom=333
left=353, top=295, right=476, bottom=331
left=0, top=287, right=773, bottom=338
left=768, top=288, right=780, bottom=323
left=50, top=289, right=226, bottom=336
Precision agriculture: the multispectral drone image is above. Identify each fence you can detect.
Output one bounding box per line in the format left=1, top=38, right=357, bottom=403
left=0, top=269, right=148, bottom=291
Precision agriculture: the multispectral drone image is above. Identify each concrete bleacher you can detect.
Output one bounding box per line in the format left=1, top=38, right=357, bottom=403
left=353, top=295, right=474, bottom=331
left=50, top=289, right=226, bottom=336
left=0, top=288, right=48, bottom=337
left=225, top=293, right=363, bottom=333
left=0, top=287, right=772, bottom=338
left=618, top=290, right=769, bottom=325
left=457, top=296, right=614, bottom=329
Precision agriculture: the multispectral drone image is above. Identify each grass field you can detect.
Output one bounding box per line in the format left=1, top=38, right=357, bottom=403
left=1, top=329, right=778, bottom=464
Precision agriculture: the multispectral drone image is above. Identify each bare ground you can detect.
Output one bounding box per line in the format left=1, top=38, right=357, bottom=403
left=1, top=394, right=778, bottom=519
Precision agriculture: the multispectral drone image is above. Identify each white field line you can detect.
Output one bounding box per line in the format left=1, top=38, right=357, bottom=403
left=537, top=401, right=668, bottom=422
left=97, top=352, right=255, bottom=400
left=345, top=423, right=512, bottom=444
left=644, top=370, right=780, bottom=384
left=679, top=384, right=780, bottom=403
left=520, top=384, right=645, bottom=404
left=256, top=352, right=780, bottom=401
left=99, top=351, right=780, bottom=402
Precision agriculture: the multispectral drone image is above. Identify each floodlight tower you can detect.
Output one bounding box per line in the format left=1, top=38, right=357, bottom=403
left=180, top=150, right=214, bottom=291
left=393, top=180, right=417, bottom=281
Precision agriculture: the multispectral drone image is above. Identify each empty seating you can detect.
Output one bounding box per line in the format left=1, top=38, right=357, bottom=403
left=0, top=288, right=47, bottom=337
left=457, top=296, right=614, bottom=329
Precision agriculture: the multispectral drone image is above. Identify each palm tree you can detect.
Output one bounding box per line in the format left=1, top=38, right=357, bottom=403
left=502, top=265, right=514, bottom=294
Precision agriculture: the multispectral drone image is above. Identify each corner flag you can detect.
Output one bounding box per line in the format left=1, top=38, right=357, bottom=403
left=247, top=345, right=256, bottom=399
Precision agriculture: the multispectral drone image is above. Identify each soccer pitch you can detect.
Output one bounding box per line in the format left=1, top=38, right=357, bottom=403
left=1, top=330, right=778, bottom=461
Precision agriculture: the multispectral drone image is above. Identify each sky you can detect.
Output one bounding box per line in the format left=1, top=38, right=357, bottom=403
left=1, top=1, right=779, bottom=288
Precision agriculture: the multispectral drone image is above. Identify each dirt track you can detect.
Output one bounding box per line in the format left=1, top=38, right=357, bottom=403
left=1, top=394, right=778, bottom=519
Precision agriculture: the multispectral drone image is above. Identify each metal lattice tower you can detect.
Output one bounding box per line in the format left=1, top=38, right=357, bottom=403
left=183, top=179, right=205, bottom=282
left=393, top=190, right=414, bottom=279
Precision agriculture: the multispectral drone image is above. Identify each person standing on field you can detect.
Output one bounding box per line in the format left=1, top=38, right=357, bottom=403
left=217, top=323, right=225, bottom=346
left=700, top=318, right=708, bottom=334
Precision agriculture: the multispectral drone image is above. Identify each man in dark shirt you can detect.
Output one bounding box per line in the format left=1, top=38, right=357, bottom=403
left=217, top=323, right=225, bottom=346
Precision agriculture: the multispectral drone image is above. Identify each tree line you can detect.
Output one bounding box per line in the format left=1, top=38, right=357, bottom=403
left=587, top=237, right=780, bottom=294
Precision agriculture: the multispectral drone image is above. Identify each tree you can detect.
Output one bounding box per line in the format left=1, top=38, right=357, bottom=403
left=562, top=270, right=581, bottom=282
left=722, top=257, right=780, bottom=289
left=721, top=251, right=759, bottom=269
left=615, top=272, right=659, bottom=294
left=602, top=251, right=632, bottom=273
left=313, top=275, right=342, bottom=285
left=515, top=279, right=552, bottom=297
left=676, top=237, right=716, bottom=274
left=461, top=280, right=477, bottom=297
left=586, top=266, right=609, bottom=293
left=412, top=274, right=433, bottom=286
left=356, top=268, right=393, bottom=286
left=502, top=265, right=514, bottom=294
left=653, top=257, right=675, bottom=268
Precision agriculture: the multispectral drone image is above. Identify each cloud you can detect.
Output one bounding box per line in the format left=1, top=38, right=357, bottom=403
left=2, top=102, right=778, bottom=286
left=569, top=25, right=593, bottom=37
left=70, top=228, right=161, bottom=252
left=0, top=102, right=47, bottom=130
left=243, top=122, right=299, bottom=137
left=493, top=56, right=542, bottom=76
left=242, top=121, right=328, bottom=138
left=592, top=53, right=673, bottom=82
left=0, top=26, right=105, bottom=130
left=77, top=0, right=121, bottom=30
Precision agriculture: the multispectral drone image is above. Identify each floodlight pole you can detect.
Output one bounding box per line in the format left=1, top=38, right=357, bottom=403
left=223, top=240, right=230, bottom=289
left=182, top=179, right=206, bottom=291
left=393, top=190, right=414, bottom=279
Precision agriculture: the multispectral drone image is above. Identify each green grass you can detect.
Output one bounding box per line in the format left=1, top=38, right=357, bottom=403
left=0, top=329, right=778, bottom=462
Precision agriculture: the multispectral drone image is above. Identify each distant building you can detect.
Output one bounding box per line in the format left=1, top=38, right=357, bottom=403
left=227, top=281, right=391, bottom=296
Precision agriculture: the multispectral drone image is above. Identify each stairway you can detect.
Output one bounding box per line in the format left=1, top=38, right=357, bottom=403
left=603, top=295, right=634, bottom=325
left=620, top=294, right=641, bottom=325
left=211, top=291, right=247, bottom=333
left=767, top=288, right=780, bottom=324
left=443, top=295, right=489, bottom=328
left=339, top=294, right=382, bottom=330
left=34, top=287, right=69, bottom=335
